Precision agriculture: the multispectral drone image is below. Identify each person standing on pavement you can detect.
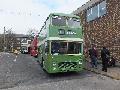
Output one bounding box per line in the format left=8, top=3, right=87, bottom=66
left=101, top=47, right=110, bottom=72
left=88, top=45, right=98, bottom=68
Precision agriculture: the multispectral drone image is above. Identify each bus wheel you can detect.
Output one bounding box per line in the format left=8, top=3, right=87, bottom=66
left=41, top=58, right=44, bottom=68
left=41, top=58, right=46, bottom=72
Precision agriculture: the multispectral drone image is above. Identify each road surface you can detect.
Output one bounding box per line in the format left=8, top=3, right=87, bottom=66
left=0, top=52, right=120, bottom=90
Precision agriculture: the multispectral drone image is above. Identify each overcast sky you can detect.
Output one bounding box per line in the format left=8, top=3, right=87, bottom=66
left=0, top=0, right=89, bottom=34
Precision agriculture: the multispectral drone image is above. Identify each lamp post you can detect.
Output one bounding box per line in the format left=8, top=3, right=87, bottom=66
left=3, top=27, right=13, bottom=52
left=4, top=26, right=6, bottom=52
left=11, top=43, right=14, bottom=52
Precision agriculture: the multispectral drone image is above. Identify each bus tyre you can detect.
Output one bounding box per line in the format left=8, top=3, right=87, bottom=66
left=41, top=58, right=46, bottom=72
left=41, top=58, right=44, bottom=68
left=35, top=55, right=38, bottom=58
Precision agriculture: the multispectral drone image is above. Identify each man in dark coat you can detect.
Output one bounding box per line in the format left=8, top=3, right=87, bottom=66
left=89, top=46, right=98, bottom=68
left=101, top=47, right=110, bottom=72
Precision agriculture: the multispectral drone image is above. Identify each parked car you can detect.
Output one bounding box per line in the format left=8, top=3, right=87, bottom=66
left=21, top=50, right=28, bottom=54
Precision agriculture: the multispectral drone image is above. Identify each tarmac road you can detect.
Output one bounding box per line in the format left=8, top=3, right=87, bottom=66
left=0, top=52, right=120, bottom=90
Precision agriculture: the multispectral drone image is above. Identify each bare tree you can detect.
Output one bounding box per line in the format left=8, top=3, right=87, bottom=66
left=26, top=28, right=39, bottom=40
left=0, top=29, right=17, bottom=52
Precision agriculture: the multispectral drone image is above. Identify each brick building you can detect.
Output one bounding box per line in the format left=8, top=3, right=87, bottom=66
left=73, top=0, right=120, bottom=60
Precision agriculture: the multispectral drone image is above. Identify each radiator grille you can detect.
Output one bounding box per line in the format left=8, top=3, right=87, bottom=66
left=58, top=62, right=77, bottom=71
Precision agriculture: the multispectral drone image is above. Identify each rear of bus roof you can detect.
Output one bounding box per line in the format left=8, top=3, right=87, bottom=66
left=49, top=13, right=80, bottom=19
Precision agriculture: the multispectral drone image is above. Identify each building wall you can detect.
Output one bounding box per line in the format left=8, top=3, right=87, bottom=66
left=75, top=0, right=120, bottom=60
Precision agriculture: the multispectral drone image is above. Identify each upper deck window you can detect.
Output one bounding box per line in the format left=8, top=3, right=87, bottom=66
left=52, top=15, right=66, bottom=26
left=68, top=17, right=80, bottom=27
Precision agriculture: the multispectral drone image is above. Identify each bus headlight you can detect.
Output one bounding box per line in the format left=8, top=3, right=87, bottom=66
left=52, top=62, right=57, bottom=66
left=53, top=67, right=56, bottom=70
left=78, top=61, right=82, bottom=64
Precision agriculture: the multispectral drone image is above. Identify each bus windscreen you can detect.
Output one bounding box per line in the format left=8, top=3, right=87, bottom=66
left=51, top=41, right=81, bottom=55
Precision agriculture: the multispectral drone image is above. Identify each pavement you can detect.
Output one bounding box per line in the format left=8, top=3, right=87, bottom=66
left=85, top=59, right=120, bottom=80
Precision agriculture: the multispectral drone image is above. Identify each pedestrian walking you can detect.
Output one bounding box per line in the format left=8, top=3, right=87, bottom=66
left=88, top=46, right=98, bottom=68
left=101, top=47, right=110, bottom=72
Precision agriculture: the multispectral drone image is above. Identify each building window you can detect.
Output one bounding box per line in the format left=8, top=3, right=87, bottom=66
left=87, top=8, right=92, bottom=22
left=99, top=0, right=106, bottom=17
left=87, top=0, right=106, bottom=22
left=28, top=41, right=31, bottom=44
left=17, top=42, right=20, bottom=44
left=92, top=5, right=98, bottom=20
left=17, top=38, right=20, bottom=41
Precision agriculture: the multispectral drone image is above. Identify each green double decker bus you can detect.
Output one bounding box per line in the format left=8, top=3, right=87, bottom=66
left=38, top=13, right=84, bottom=73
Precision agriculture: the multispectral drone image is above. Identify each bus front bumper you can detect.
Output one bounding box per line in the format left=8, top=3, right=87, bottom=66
left=48, top=61, right=83, bottom=73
